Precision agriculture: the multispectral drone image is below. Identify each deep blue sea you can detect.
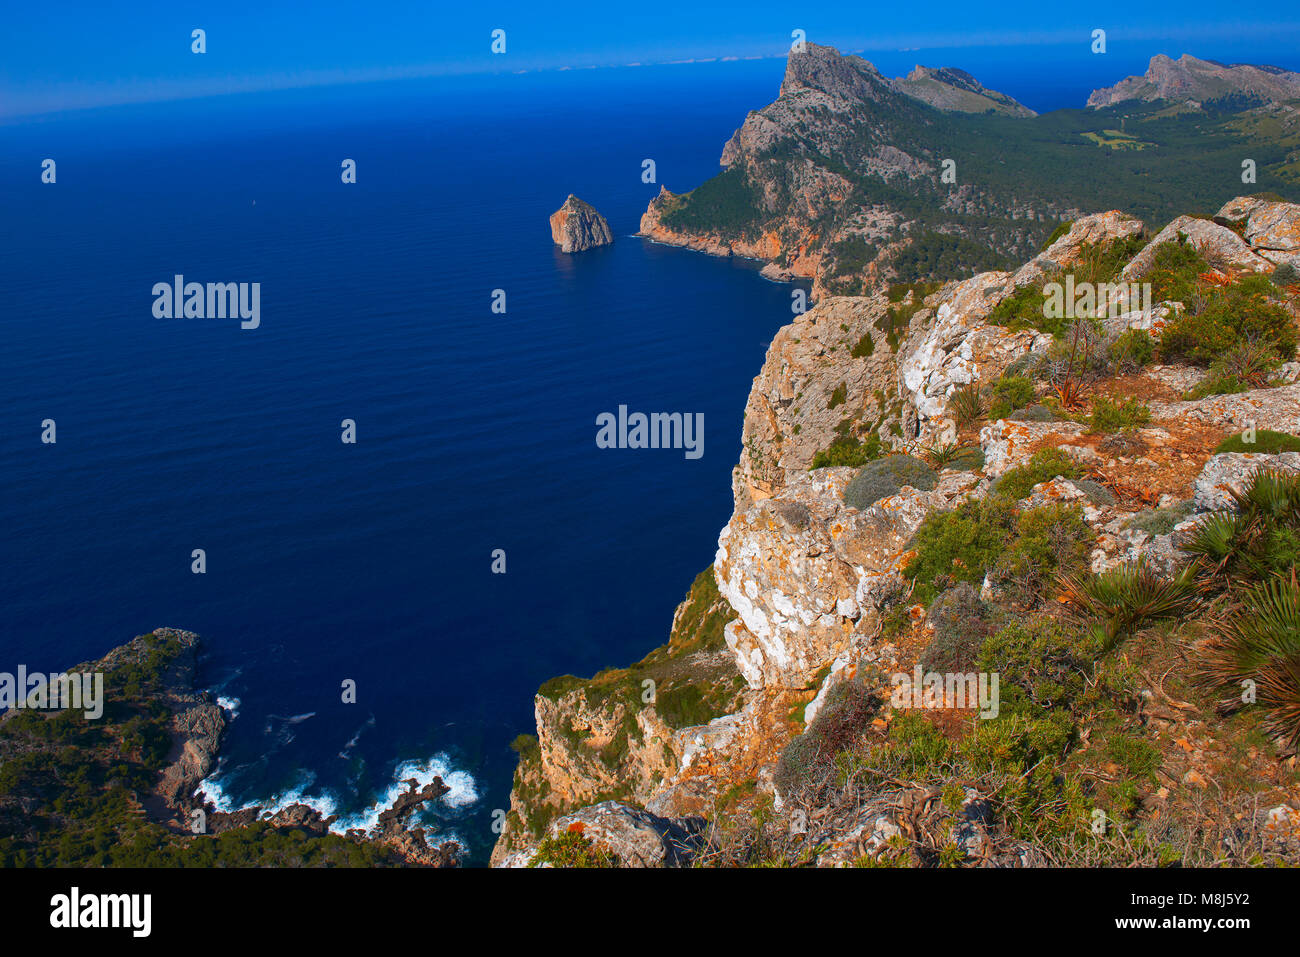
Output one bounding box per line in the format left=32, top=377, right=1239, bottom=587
left=4, top=41, right=1300, bottom=863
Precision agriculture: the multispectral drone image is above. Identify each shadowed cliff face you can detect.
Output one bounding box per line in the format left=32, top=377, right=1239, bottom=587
left=499, top=197, right=1300, bottom=868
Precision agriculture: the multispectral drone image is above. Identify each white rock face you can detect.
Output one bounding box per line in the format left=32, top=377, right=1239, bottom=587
left=979, top=418, right=1087, bottom=477
left=498, top=801, right=703, bottom=868
left=1192, top=452, right=1300, bottom=512
left=714, top=466, right=981, bottom=689
left=898, top=271, right=1047, bottom=443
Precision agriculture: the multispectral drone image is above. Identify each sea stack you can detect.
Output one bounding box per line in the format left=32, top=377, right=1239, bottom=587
left=550, top=194, right=613, bottom=253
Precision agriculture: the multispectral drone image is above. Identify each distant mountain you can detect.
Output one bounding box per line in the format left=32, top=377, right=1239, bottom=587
left=637, top=43, right=1300, bottom=296
left=891, top=65, right=1036, bottom=117
left=1088, top=54, right=1300, bottom=108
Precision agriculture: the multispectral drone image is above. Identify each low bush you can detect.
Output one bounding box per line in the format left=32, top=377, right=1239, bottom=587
left=1008, top=404, right=1056, bottom=422
left=811, top=432, right=882, bottom=469
left=904, top=496, right=1091, bottom=605
left=920, top=583, right=992, bottom=672
left=989, top=448, right=1082, bottom=501
left=1214, top=430, right=1300, bottom=454
left=843, top=455, right=936, bottom=510
left=989, top=375, right=1037, bottom=420
left=1086, top=396, right=1151, bottom=434
left=775, top=676, right=878, bottom=797
left=1159, top=277, right=1297, bottom=365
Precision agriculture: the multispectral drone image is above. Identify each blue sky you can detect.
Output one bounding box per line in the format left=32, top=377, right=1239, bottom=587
left=4, top=1, right=1300, bottom=118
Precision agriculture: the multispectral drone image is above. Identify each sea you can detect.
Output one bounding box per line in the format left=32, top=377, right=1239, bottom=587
left=3, top=39, right=1297, bottom=864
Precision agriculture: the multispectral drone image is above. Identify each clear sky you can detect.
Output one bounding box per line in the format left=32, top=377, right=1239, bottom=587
left=4, top=1, right=1300, bottom=118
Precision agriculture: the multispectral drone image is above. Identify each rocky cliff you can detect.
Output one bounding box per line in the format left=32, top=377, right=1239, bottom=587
left=1088, top=54, right=1300, bottom=109
left=550, top=194, right=614, bottom=253
left=497, top=196, right=1300, bottom=868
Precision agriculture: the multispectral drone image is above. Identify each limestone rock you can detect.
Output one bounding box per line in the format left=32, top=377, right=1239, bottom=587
left=1120, top=215, right=1272, bottom=280
left=1010, top=211, right=1145, bottom=289
left=898, top=271, right=1048, bottom=443
left=500, top=801, right=705, bottom=868
left=1218, top=196, right=1300, bottom=270
left=550, top=194, right=613, bottom=253
left=714, top=466, right=980, bottom=689
left=1192, top=452, right=1300, bottom=512
left=1148, top=382, right=1300, bottom=433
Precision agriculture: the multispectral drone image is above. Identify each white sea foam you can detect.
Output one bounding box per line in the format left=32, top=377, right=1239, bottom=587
left=331, top=753, right=479, bottom=833
left=215, top=695, right=241, bottom=717
left=194, top=752, right=477, bottom=838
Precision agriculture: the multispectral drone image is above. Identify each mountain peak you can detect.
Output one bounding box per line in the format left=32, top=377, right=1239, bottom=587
left=1089, top=53, right=1300, bottom=108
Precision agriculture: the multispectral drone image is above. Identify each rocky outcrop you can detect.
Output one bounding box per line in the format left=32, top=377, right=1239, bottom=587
left=134, top=628, right=225, bottom=813
left=1219, top=197, right=1300, bottom=270
left=1010, top=210, right=1145, bottom=289
left=550, top=194, right=613, bottom=253
left=1120, top=215, right=1273, bottom=279
left=1088, top=54, right=1300, bottom=108
left=640, top=43, right=1085, bottom=300
left=497, top=801, right=706, bottom=868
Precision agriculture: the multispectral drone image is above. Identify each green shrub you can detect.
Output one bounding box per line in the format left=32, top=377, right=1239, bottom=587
left=1140, top=236, right=1210, bottom=303
left=989, top=283, right=1052, bottom=334
left=989, top=374, right=1037, bottom=420
left=904, top=497, right=1091, bottom=605
left=920, top=583, right=992, bottom=672
left=850, top=333, right=875, bottom=358
left=827, top=382, right=848, bottom=409
left=1041, top=220, right=1073, bottom=251
left=1159, top=277, right=1297, bottom=365
left=1109, top=328, right=1156, bottom=369
left=811, top=432, right=882, bottom=469
left=978, top=616, right=1096, bottom=713
left=1187, top=341, right=1281, bottom=398
left=1087, top=396, right=1151, bottom=434
left=1214, top=430, right=1300, bottom=454
left=529, top=829, right=620, bottom=868
left=843, top=455, right=936, bottom=510
left=989, top=448, right=1082, bottom=501
left=1272, top=262, right=1299, bottom=287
